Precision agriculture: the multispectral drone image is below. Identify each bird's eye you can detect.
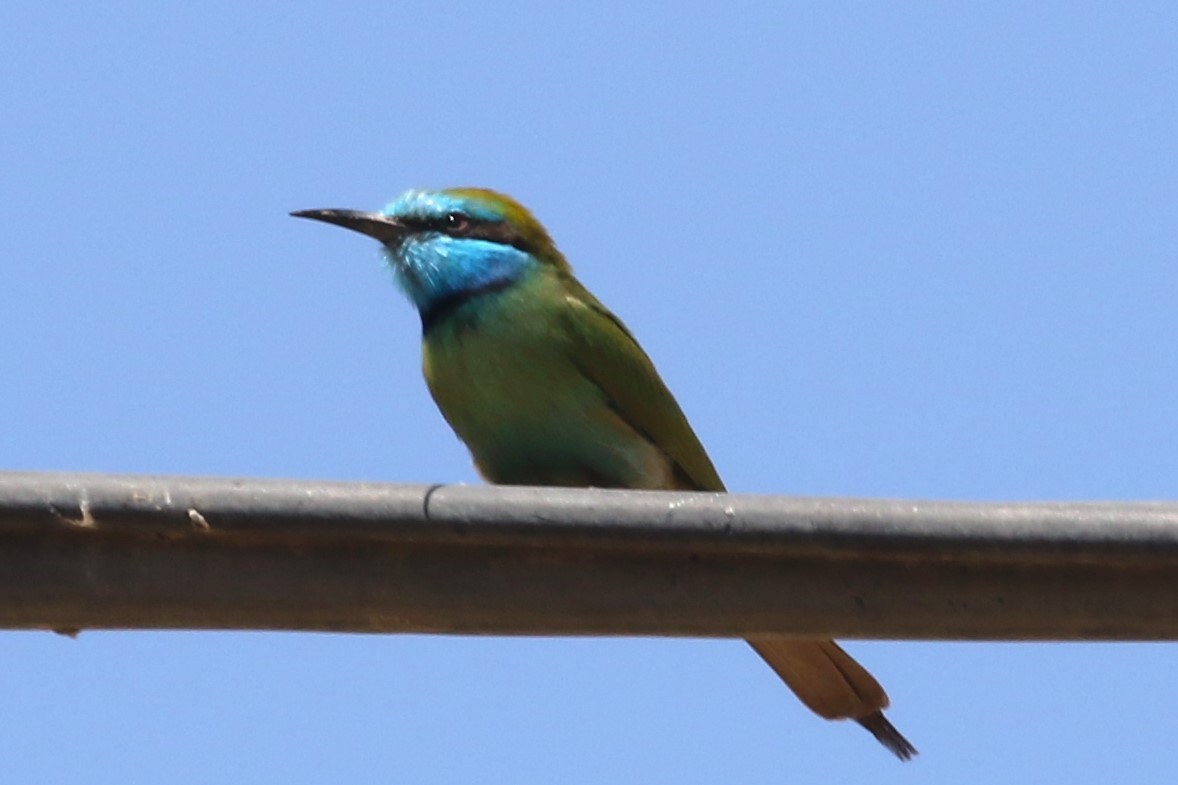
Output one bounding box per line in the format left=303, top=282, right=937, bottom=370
left=444, top=212, right=469, bottom=232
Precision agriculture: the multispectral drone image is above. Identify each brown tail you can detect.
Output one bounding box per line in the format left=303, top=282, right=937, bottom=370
left=746, top=636, right=917, bottom=761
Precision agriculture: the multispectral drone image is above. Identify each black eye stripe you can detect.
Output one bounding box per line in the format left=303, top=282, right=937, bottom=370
left=403, top=214, right=531, bottom=253
left=403, top=214, right=473, bottom=234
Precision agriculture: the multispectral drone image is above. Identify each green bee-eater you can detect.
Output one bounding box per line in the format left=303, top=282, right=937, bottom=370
left=292, top=188, right=915, bottom=759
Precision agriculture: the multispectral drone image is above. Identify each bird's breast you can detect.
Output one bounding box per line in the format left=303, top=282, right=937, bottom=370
left=420, top=289, right=673, bottom=489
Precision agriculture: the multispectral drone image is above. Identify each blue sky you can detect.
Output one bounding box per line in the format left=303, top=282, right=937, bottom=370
left=3, top=2, right=1178, bottom=782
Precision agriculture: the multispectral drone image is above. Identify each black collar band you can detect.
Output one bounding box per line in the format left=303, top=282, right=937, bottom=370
left=420, top=279, right=514, bottom=335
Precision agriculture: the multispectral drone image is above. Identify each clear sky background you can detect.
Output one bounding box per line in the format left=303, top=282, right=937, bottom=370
left=3, top=2, right=1177, bottom=782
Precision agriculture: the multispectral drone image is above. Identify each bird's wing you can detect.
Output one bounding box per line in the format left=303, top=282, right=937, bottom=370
left=559, top=280, right=725, bottom=492
left=560, top=282, right=914, bottom=759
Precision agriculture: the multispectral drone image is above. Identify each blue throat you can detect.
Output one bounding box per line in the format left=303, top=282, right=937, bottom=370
left=384, top=235, right=538, bottom=332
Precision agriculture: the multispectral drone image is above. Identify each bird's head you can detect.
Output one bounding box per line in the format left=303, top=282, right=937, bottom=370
left=292, top=188, right=569, bottom=316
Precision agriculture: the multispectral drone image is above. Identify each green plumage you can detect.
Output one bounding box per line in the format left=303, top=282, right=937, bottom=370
left=423, top=265, right=721, bottom=491
left=292, top=187, right=916, bottom=760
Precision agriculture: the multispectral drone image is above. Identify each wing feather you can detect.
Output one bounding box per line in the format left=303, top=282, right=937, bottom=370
left=558, top=280, right=725, bottom=492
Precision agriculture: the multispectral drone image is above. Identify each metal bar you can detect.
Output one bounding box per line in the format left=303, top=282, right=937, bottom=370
left=0, top=471, right=1176, bottom=640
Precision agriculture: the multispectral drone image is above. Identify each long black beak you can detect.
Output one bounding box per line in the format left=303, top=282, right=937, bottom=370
left=290, top=208, right=409, bottom=247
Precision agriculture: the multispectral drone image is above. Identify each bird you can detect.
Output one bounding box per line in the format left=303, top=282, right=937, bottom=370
left=291, top=188, right=916, bottom=760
